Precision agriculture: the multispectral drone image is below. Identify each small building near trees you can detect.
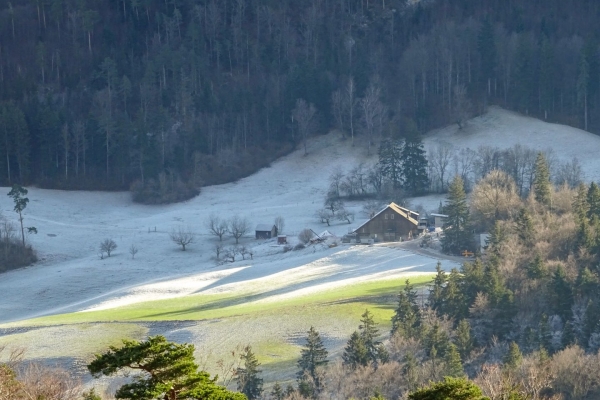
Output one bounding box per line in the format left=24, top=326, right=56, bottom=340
left=430, top=213, right=449, bottom=228
left=255, top=224, right=278, bottom=239
left=354, top=202, right=419, bottom=242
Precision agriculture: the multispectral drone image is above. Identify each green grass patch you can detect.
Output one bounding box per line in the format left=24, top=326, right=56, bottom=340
left=6, top=275, right=434, bottom=327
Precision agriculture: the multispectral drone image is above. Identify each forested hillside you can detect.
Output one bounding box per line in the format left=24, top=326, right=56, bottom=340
left=1, top=0, right=600, bottom=194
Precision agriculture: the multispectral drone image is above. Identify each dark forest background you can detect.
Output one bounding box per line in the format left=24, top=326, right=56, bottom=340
left=1, top=0, right=600, bottom=197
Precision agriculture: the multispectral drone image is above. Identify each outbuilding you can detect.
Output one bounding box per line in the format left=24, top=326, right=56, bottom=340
left=255, top=224, right=278, bottom=239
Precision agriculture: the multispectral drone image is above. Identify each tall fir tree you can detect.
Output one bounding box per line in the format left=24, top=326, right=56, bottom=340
left=235, top=346, right=263, bottom=400
left=533, top=152, right=551, bottom=207
left=444, top=343, right=465, bottom=377
left=586, top=182, right=600, bottom=219
left=378, top=138, right=403, bottom=189
left=503, top=341, right=523, bottom=370
left=297, top=326, right=328, bottom=396
left=455, top=320, right=475, bottom=361
left=441, top=268, right=468, bottom=320
left=400, top=135, right=429, bottom=195
left=359, top=309, right=389, bottom=366
left=391, top=279, right=421, bottom=338
left=515, top=208, right=535, bottom=247
left=442, top=176, right=472, bottom=255
left=342, top=331, right=368, bottom=369
left=550, top=266, right=574, bottom=321
left=429, top=262, right=448, bottom=312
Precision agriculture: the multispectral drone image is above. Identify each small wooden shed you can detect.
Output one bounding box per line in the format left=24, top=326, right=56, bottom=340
left=277, top=235, right=287, bottom=244
left=255, top=224, right=278, bottom=239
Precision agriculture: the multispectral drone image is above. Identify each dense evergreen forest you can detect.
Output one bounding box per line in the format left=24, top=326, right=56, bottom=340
left=1, top=0, right=600, bottom=197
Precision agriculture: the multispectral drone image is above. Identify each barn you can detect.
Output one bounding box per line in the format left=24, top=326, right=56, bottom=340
left=354, top=202, right=419, bottom=242
left=255, top=224, right=278, bottom=239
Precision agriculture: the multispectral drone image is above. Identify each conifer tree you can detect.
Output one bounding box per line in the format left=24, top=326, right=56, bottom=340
left=550, top=266, right=573, bottom=320
left=429, top=262, right=447, bottom=312
left=378, top=138, right=403, bottom=189
left=485, top=221, right=506, bottom=257
left=424, top=322, right=450, bottom=358
left=587, top=182, right=600, bottom=218
left=441, top=268, right=468, bottom=319
left=359, top=309, right=389, bottom=366
left=455, top=319, right=474, bottom=361
left=527, top=254, right=546, bottom=279
left=444, top=343, right=465, bottom=377
left=391, top=279, right=421, bottom=338
left=442, top=176, right=472, bottom=255
left=297, top=326, right=328, bottom=394
left=573, top=183, right=590, bottom=221
left=401, top=135, right=429, bottom=195
left=270, top=383, right=284, bottom=400
left=403, top=353, right=419, bottom=392
left=236, top=345, right=263, bottom=400
left=87, top=336, right=245, bottom=400
left=342, top=331, right=368, bottom=369
left=515, top=208, right=534, bottom=247
left=533, top=152, right=551, bottom=207
left=539, top=314, right=552, bottom=352
left=503, top=341, right=523, bottom=370
left=408, top=377, right=488, bottom=400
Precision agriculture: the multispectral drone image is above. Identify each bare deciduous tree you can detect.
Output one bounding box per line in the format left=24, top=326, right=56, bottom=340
left=206, top=213, right=228, bottom=241
left=215, top=243, right=223, bottom=260
left=337, top=207, right=355, bottom=224
left=470, top=170, right=520, bottom=230
left=429, top=144, right=454, bottom=192
left=360, top=78, right=384, bottom=154
left=228, top=215, right=249, bottom=244
left=317, top=209, right=333, bottom=226
left=274, top=216, right=285, bottom=235
left=452, top=84, right=472, bottom=129
left=129, top=243, right=138, bottom=259
left=100, top=238, right=117, bottom=257
left=329, top=167, right=344, bottom=198
left=170, top=226, right=195, bottom=251
left=292, top=98, right=317, bottom=155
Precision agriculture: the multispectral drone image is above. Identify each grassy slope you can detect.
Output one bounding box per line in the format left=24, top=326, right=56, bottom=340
left=1, top=276, right=433, bottom=383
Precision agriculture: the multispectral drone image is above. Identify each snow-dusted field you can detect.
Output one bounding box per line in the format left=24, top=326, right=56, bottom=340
left=1, top=106, right=599, bottom=382
left=425, top=106, right=600, bottom=181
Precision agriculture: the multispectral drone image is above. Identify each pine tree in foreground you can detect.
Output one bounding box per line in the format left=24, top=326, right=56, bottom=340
left=297, top=326, right=328, bottom=396
left=503, top=341, right=523, bottom=370
left=391, top=279, right=421, bottom=338
left=87, top=335, right=245, bottom=400
left=236, top=346, right=263, bottom=400
left=408, top=376, right=490, bottom=400
left=444, top=343, right=465, bottom=377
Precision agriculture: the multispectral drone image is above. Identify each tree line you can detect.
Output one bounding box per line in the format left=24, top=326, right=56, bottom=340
left=1, top=0, right=600, bottom=200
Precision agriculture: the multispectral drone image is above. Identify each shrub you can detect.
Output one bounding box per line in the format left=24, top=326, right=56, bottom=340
left=294, top=243, right=306, bottom=251
left=298, top=229, right=314, bottom=244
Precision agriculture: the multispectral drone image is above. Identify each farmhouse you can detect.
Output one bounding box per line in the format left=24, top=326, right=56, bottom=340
left=354, top=202, right=419, bottom=242
left=255, top=224, right=278, bottom=239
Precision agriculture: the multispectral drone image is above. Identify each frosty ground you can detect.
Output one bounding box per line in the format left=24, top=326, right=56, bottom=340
left=1, top=106, right=599, bottom=385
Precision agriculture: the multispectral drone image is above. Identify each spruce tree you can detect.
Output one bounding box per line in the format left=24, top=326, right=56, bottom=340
left=587, top=182, right=600, bottom=218
left=442, top=176, right=472, bottom=255
left=550, top=266, right=573, bottom=321
left=424, top=322, right=450, bottom=358
left=342, top=331, right=368, bottom=369
left=441, top=268, right=468, bottom=320
left=297, top=326, right=328, bottom=394
left=403, top=353, right=419, bottom=392
left=539, top=314, right=552, bottom=352
left=270, top=383, right=284, bottom=400
left=428, top=262, right=447, bottom=312
left=378, top=138, right=404, bottom=189
left=455, top=319, right=474, bottom=361
left=359, top=309, right=388, bottom=366
left=515, top=208, right=534, bottom=247
left=444, top=343, right=465, bottom=377
left=561, top=321, right=575, bottom=349
left=533, top=152, right=551, bottom=207
left=236, top=345, right=263, bottom=400
left=400, top=135, right=429, bottom=195
left=485, top=221, right=506, bottom=257
left=503, top=341, right=523, bottom=370
left=391, top=279, right=421, bottom=338
left=526, top=254, right=546, bottom=279
left=573, top=183, right=590, bottom=221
